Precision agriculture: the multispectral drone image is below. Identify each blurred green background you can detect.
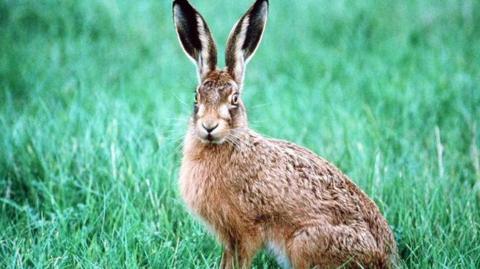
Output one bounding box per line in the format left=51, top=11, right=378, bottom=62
left=1, top=0, right=479, bottom=268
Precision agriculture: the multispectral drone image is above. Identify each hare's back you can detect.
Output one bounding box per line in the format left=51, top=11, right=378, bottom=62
left=263, top=139, right=382, bottom=221
left=266, top=138, right=351, bottom=187
left=264, top=138, right=396, bottom=253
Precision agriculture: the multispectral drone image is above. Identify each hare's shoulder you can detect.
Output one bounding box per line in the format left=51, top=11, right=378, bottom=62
left=263, top=137, right=347, bottom=181
left=263, top=138, right=385, bottom=221
left=265, top=138, right=374, bottom=199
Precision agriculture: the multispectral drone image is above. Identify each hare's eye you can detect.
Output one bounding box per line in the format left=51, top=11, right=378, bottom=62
left=231, top=93, right=239, bottom=106
left=194, top=93, right=198, bottom=104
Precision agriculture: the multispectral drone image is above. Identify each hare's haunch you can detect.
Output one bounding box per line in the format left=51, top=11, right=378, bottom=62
left=173, top=0, right=397, bottom=268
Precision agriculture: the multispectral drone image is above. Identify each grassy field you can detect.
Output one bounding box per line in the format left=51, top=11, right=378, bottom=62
left=1, top=0, right=479, bottom=268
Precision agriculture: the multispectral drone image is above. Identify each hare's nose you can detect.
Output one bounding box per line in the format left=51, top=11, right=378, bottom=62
left=202, top=123, right=219, bottom=133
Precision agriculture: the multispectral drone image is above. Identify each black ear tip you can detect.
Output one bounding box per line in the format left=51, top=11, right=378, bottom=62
left=257, top=0, right=269, bottom=6
left=253, top=0, right=269, bottom=13
left=250, top=0, right=269, bottom=17
left=173, top=0, right=199, bottom=20
left=172, top=0, right=180, bottom=9
left=172, top=0, right=193, bottom=10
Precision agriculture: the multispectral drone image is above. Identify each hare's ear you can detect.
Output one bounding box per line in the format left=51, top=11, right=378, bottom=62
left=173, top=0, right=217, bottom=81
left=225, top=0, right=268, bottom=87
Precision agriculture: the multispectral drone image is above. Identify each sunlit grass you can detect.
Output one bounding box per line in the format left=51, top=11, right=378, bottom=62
left=0, top=0, right=479, bottom=268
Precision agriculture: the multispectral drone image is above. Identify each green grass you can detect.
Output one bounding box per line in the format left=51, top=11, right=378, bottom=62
left=1, top=0, right=479, bottom=268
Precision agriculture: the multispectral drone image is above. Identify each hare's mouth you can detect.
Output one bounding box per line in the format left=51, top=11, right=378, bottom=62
left=198, top=133, right=226, bottom=145
left=199, top=137, right=225, bottom=145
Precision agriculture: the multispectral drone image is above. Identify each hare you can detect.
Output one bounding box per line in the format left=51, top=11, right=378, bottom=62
left=173, top=0, right=397, bottom=268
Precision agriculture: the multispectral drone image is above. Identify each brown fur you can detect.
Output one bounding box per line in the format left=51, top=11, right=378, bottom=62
left=174, top=1, right=397, bottom=268
left=180, top=93, right=397, bottom=268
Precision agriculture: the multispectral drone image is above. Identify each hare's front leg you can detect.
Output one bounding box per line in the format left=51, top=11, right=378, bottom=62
left=219, top=247, right=254, bottom=269
left=220, top=248, right=236, bottom=269
left=220, top=238, right=262, bottom=269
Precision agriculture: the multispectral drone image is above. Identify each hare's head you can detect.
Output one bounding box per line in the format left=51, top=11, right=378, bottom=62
left=173, top=0, right=268, bottom=144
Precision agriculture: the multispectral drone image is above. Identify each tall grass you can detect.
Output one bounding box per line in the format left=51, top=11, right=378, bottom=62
left=1, top=0, right=479, bottom=268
